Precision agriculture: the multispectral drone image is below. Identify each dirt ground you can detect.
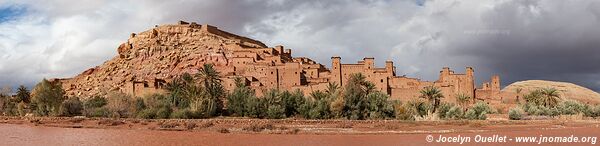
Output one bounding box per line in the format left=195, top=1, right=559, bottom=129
left=0, top=116, right=599, bottom=146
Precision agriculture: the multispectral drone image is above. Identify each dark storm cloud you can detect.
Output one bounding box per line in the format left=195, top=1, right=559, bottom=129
left=0, top=0, right=599, bottom=92
left=442, top=0, right=600, bottom=91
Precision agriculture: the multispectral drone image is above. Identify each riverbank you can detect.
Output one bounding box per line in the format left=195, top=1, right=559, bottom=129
left=1, top=116, right=599, bottom=145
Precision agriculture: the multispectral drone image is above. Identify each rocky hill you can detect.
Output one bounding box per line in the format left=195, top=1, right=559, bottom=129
left=502, top=80, right=600, bottom=104
left=58, top=21, right=269, bottom=98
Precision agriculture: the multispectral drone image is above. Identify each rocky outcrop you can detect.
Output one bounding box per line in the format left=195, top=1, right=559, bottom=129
left=59, top=22, right=269, bottom=98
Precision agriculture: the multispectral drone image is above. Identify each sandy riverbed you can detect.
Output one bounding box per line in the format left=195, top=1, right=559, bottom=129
left=0, top=116, right=599, bottom=146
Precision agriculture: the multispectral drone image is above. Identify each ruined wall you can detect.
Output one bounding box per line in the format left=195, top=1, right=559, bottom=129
left=475, top=75, right=501, bottom=101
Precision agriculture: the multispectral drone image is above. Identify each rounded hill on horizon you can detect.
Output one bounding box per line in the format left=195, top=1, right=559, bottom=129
left=503, top=80, right=600, bottom=104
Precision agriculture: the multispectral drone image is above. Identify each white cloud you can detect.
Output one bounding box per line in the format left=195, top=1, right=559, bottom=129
left=1, top=0, right=599, bottom=91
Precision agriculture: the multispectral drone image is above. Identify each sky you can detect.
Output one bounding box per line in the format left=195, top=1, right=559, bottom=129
left=0, top=0, right=599, bottom=92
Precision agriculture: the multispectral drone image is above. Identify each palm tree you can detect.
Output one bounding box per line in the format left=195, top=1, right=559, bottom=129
left=196, top=64, right=224, bottom=114
left=540, top=88, right=561, bottom=107
left=419, top=86, right=444, bottom=113
left=347, top=73, right=376, bottom=94
left=165, top=73, right=202, bottom=108
left=455, top=93, right=471, bottom=110
left=196, top=64, right=223, bottom=97
left=325, top=82, right=339, bottom=96
left=343, top=73, right=375, bottom=119
left=16, top=85, right=30, bottom=103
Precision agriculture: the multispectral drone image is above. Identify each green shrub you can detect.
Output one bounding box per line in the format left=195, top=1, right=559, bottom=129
left=170, top=109, right=194, bottom=119
left=137, top=94, right=177, bottom=119
left=436, top=103, right=454, bottom=119
left=548, top=107, right=561, bottom=117
left=300, top=96, right=332, bottom=119
left=281, top=90, right=306, bottom=117
left=342, top=73, right=372, bottom=120
left=525, top=104, right=540, bottom=115
left=143, top=94, right=172, bottom=108
left=526, top=105, right=553, bottom=116
left=137, top=108, right=157, bottom=119
left=106, top=92, right=135, bottom=118
left=88, top=107, right=110, bottom=117
left=190, top=98, right=218, bottom=118
left=59, top=97, right=83, bottom=117
left=84, top=96, right=107, bottom=108
left=226, top=77, right=254, bottom=117
left=83, top=96, right=108, bottom=117
left=156, top=106, right=173, bottom=119
left=1, top=96, right=18, bottom=116
left=31, top=79, right=65, bottom=116
left=266, top=105, right=285, bottom=119
left=445, top=106, right=464, bottom=120
left=588, top=105, right=600, bottom=117
left=133, top=98, right=146, bottom=113
left=245, top=96, right=266, bottom=118
left=262, top=89, right=286, bottom=119
left=508, top=107, right=524, bottom=120
left=557, top=100, right=587, bottom=115
left=465, top=102, right=494, bottom=120
left=366, top=92, right=395, bottom=119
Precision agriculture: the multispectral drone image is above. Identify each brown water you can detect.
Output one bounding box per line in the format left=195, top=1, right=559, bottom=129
left=1, top=124, right=599, bottom=146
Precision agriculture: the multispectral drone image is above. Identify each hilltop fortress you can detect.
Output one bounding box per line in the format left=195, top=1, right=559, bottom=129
left=58, top=21, right=501, bottom=103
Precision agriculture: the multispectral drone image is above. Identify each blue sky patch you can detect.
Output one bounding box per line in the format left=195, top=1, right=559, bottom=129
left=0, top=5, right=26, bottom=23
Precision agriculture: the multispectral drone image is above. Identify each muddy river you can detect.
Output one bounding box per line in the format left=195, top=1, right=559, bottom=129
left=1, top=124, right=598, bottom=146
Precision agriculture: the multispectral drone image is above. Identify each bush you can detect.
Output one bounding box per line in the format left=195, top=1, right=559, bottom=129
left=106, top=92, right=135, bottom=118
left=557, top=100, right=588, bottom=115
left=281, top=90, right=305, bottom=117
left=245, top=96, right=266, bottom=118
left=226, top=78, right=255, bottom=116
left=340, top=73, right=383, bottom=120
left=394, top=100, right=432, bottom=121
left=266, top=105, right=286, bottom=119
left=300, top=95, right=332, bottom=119
left=31, top=79, right=65, bottom=116
left=436, top=103, right=454, bottom=119
left=83, top=96, right=108, bottom=117
left=588, top=105, right=600, bottom=117
left=508, top=107, right=524, bottom=120
left=84, top=96, right=107, bottom=108
left=59, top=97, right=83, bottom=117
left=133, top=93, right=179, bottom=119
left=88, top=107, right=110, bottom=117
left=190, top=97, right=218, bottom=118
left=137, top=108, right=157, bottom=119
left=263, top=89, right=286, bottom=119
left=156, top=106, right=173, bottom=119
left=1, top=96, right=18, bottom=116
left=170, top=109, right=195, bottom=119
left=445, top=106, right=464, bottom=120
left=366, top=92, right=395, bottom=119
left=464, top=102, right=494, bottom=120
left=133, top=98, right=146, bottom=113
